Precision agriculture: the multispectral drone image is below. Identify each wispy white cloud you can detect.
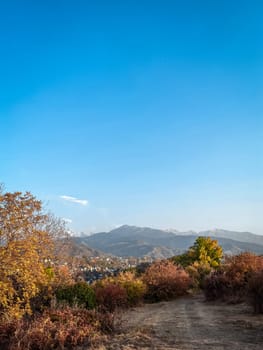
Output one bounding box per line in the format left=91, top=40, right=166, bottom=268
left=62, top=218, right=73, bottom=223
left=60, top=195, right=89, bottom=206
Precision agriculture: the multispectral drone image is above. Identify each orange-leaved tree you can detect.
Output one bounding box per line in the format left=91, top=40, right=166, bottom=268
left=143, top=260, right=191, bottom=302
left=0, top=186, right=70, bottom=318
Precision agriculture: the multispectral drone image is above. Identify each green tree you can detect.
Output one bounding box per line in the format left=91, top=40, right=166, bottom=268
left=189, top=236, right=223, bottom=268
left=171, top=236, right=223, bottom=269
left=171, top=237, right=223, bottom=288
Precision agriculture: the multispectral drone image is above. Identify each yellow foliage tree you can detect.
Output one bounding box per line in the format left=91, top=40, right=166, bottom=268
left=0, top=187, right=69, bottom=318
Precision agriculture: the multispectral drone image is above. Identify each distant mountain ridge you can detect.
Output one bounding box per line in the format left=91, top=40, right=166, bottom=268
left=198, top=228, right=263, bottom=246
left=73, top=225, right=263, bottom=259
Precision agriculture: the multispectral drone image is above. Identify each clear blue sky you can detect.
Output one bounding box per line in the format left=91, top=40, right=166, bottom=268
left=1, top=1, right=263, bottom=234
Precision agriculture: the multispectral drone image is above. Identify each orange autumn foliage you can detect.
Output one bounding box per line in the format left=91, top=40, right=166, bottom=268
left=143, top=260, right=191, bottom=302
left=0, top=188, right=69, bottom=319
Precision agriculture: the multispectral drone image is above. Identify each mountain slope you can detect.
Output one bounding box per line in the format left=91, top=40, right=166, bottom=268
left=69, top=238, right=107, bottom=258
left=74, top=225, right=263, bottom=258
left=198, top=229, right=263, bottom=246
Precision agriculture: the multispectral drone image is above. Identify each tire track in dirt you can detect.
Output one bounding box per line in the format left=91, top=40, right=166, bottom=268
left=108, top=294, right=263, bottom=350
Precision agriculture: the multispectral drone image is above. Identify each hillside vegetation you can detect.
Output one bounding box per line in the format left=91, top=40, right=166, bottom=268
left=1, top=188, right=263, bottom=349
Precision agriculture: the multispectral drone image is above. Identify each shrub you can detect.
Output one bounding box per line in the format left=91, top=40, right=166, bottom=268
left=94, top=283, right=127, bottom=312
left=135, top=262, right=151, bottom=275
left=95, top=310, right=115, bottom=333
left=186, top=261, right=212, bottom=289
left=0, top=307, right=112, bottom=350
left=0, top=319, right=17, bottom=350
left=203, top=269, right=230, bottom=301
left=204, top=253, right=263, bottom=303
left=114, top=271, right=146, bottom=306
left=224, top=252, right=263, bottom=280
left=94, top=271, right=146, bottom=308
left=121, top=279, right=146, bottom=306
left=247, top=270, right=263, bottom=313
left=143, top=260, right=191, bottom=302
left=55, top=282, right=96, bottom=309
left=30, top=286, right=53, bottom=313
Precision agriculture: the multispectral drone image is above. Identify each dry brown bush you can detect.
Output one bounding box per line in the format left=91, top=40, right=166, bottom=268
left=204, top=253, right=263, bottom=303
left=95, top=283, right=128, bottom=312
left=143, top=260, right=191, bottom=302
left=0, top=307, right=113, bottom=350
left=247, top=270, right=263, bottom=313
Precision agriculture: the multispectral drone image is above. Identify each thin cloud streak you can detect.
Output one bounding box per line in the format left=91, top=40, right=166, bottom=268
left=62, top=218, right=73, bottom=223
left=60, top=195, right=89, bottom=206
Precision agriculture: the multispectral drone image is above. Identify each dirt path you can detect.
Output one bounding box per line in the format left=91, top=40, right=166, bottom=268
left=103, top=294, right=263, bottom=350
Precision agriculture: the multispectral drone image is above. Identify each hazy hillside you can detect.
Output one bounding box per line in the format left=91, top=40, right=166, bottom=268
left=198, top=229, right=263, bottom=246
left=69, top=238, right=107, bottom=258
left=74, top=225, right=263, bottom=258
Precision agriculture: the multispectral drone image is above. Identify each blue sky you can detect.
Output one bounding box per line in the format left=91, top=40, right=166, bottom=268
left=1, top=1, right=263, bottom=234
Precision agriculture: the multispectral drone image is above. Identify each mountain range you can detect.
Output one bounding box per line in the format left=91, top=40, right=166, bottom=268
left=73, top=225, right=263, bottom=259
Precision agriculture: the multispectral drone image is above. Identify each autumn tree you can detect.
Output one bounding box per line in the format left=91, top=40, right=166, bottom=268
left=172, top=236, right=223, bottom=269
left=0, top=187, right=70, bottom=318
left=188, top=236, right=223, bottom=268
left=171, top=237, right=223, bottom=288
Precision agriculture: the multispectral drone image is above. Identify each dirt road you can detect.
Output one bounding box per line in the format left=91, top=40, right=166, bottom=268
left=104, top=294, right=263, bottom=350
